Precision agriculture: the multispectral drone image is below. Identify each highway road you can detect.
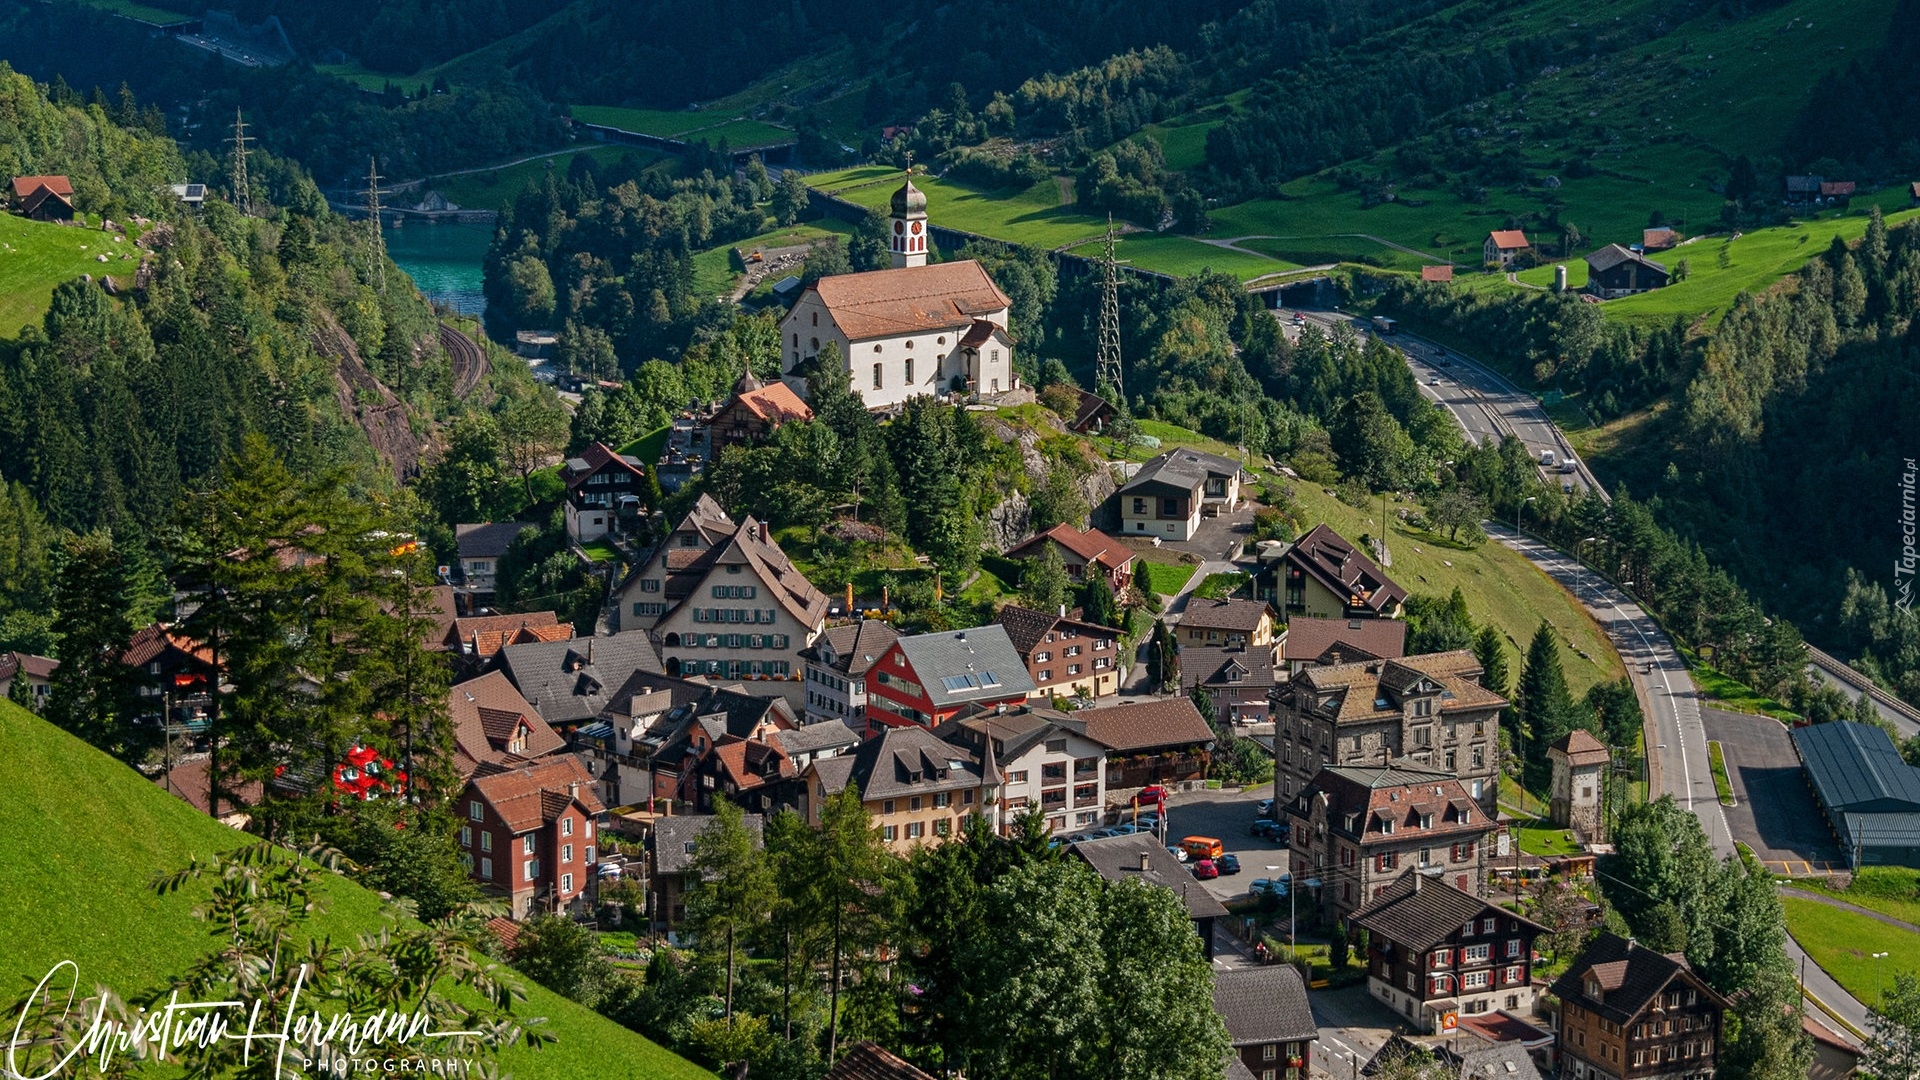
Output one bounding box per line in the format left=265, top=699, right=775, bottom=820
left=1282, top=310, right=1603, bottom=497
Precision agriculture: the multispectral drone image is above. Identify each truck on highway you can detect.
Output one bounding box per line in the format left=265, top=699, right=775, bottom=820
left=1539, top=449, right=1557, bottom=468
left=1370, top=315, right=1398, bottom=334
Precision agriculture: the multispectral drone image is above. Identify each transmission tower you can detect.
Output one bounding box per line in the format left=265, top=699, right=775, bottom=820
left=1095, top=215, right=1125, bottom=403
left=362, top=157, right=388, bottom=293
left=226, top=108, right=253, bottom=217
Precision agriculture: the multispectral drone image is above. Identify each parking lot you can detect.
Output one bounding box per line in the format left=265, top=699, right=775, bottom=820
left=1701, top=707, right=1844, bottom=876
left=1150, top=785, right=1290, bottom=903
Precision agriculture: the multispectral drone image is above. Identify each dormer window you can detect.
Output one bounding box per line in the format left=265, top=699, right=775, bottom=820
left=1420, top=813, right=1434, bottom=829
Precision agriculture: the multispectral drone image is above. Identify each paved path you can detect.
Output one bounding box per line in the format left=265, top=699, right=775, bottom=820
left=1205, top=232, right=1455, bottom=265
left=1490, top=525, right=1871, bottom=1041
left=1782, top=886, right=1920, bottom=935
left=1164, top=559, right=1240, bottom=621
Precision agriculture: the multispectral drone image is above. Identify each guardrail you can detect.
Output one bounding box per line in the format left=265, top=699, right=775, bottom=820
left=1806, top=644, right=1920, bottom=731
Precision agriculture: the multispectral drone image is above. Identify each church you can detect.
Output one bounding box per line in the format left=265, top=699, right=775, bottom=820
left=779, top=173, right=1017, bottom=410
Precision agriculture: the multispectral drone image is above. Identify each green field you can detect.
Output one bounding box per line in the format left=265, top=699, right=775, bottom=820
left=1136, top=119, right=1222, bottom=172
left=689, top=220, right=852, bottom=297
left=568, top=106, right=791, bottom=148
left=315, top=62, right=433, bottom=95
left=1511, top=817, right=1586, bottom=857
left=617, top=424, right=672, bottom=465
left=686, top=119, right=795, bottom=149
left=53, top=0, right=187, bottom=23
left=1496, top=206, right=1920, bottom=325
left=1782, top=896, right=1920, bottom=1007
left=1137, top=561, right=1198, bottom=595
left=426, top=145, right=665, bottom=211
left=811, top=166, right=1113, bottom=251
left=1192, top=572, right=1249, bottom=600
left=1104, top=233, right=1297, bottom=281
left=1233, top=234, right=1435, bottom=273
left=0, top=213, right=131, bottom=337
left=0, top=700, right=713, bottom=1080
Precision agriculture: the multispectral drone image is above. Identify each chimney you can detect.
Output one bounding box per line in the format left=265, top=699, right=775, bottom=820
left=1138, top=852, right=1151, bottom=872
left=1060, top=603, right=1067, bottom=618
left=568, top=780, right=580, bottom=797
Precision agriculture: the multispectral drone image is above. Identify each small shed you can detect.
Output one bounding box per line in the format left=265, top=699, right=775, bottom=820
left=170, top=183, right=207, bottom=208
left=770, top=274, right=803, bottom=302
left=1420, top=264, right=1454, bottom=283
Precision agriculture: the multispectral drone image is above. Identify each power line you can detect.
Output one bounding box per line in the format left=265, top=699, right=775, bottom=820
left=362, top=157, right=387, bottom=294
left=226, top=108, right=252, bottom=217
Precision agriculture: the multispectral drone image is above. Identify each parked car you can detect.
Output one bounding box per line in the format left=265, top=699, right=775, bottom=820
left=1255, top=799, right=1274, bottom=818
left=1216, top=854, right=1242, bottom=875
left=1091, top=827, right=1125, bottom=839
left=1167, top=845, right=1189, bottom=863
left=1249, top=820, right=1285, bottom=840
left=1191, top=859, right=1220, bottom=880
left=1250, top=877, right=1288, bottom=898
left=1066, top=833, right=1095, bottom=845
left=1132, top=785, right=1168, bottom=808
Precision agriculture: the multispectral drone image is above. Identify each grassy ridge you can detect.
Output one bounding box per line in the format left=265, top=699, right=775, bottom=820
left=0, top=213, right=132, bottom=338
left=0, top=700, right=712, bottom=1080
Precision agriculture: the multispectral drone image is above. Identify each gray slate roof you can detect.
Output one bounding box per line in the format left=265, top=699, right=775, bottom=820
left=1585, top=243, right=1668, bottom=276
left=772, top=720, right=862, bottom=757
left=1071, top=833, right=1230, bottom=920
left=499, top=631, right=663, bottom=726
left=1213, top=965, right=1317, bottom=1046
left=1118, top=448, right=1243, bottom=496
left=455, top=521, right=536, bottom=560
left=1794, top=720, right=1920, bottom=812
left=891, top=625, right=1038, bottom=707
left=800, top=619, right=900, bottom=678
left=841, top=724, right=986, bottom=801
left=652, top=813, right=765, bottom=875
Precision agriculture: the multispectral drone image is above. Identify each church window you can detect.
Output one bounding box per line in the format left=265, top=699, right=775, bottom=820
left=873, top=363, right=883, bottom=390
left=905, top=358, right=914, bottom=383
left=874, top=344, right=883, bottom=352
left=905, top=340, right=914, bottom=349
left=937, top=336, right=946, bottom=345
left=810, top=338, right=818, bottom=351
left=811, top=313, right=817, bottom=326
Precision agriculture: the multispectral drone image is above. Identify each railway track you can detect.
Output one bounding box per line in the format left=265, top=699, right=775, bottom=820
left=439, top=322, right=490, bottom=400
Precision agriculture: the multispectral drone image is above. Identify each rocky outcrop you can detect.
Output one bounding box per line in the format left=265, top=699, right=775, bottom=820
left=310, top=309, right=427, bottom=482
left=978, top=408, right=1120, bottom=552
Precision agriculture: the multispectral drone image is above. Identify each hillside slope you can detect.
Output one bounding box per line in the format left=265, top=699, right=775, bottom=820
left=0, top=700, right=712, bottom=1080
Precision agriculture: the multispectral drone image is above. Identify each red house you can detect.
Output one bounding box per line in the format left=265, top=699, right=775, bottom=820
left=1004, top=523, right=1137, bottom=592
left=864, top=624, right=1038, bottom=735
left=461, top=756, right=606, bottom=920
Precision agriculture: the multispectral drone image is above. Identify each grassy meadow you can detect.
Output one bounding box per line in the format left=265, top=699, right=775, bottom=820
left=0, top=213, right=133, bottom=338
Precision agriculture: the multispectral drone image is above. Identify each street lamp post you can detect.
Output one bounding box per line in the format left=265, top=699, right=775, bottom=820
left=1515, top=496, right=1537, bottom=536
left=1875, top=951, right=1891, bottom=1003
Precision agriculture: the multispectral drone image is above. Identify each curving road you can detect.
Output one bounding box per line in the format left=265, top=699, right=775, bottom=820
left=1284, top=310, right=1603, bottom=497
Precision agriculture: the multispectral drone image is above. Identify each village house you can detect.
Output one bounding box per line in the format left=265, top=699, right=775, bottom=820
left=1352, top=875, right=1548, bottom=1034
left=1060, top=385, right=1116, bottom=433
left=1071, top=833, right=1228, bottom=958
left=496, top=630, right=662, bottom=732
left=1115, top=449, right=1245, bottom=541
left=647, top=516, right=829, bottom=708
left=1549, top=730, right=1611, bottom=842
left=799, top=619, right=900, bottom=726
left=864, top=624, right=1038, bottom=734
left=643, top=683, right=801, bottom=807
left=803, top=723, right=996, bottom=850
left=995, top=604, right=1124, bottom=701
left=1179, top=645, right=1278, bottom=724
left=0, top=651, right=57, bottom=711
left=1585, top=245, right=1671, bottom=299
left=1213, top=965, right=1317, bottom=1080
left=572, top=670, right=716, bottom=807
left=1273, top=651, right=1506, bottom=810
left=460, top=755, right=605, bottom=919
left=1279, top=524, right=1407, bottom=620
left=1176, top=596, right=1278, bottom=649
left=453, top=521, right=536, bottom=604
left=779, top=174, right=1016, bottom=409
left=707, top=366, right=813, bottom=453
left=1283, top=763, right=1496, bottom=925
left=1484, top=230, right=1530, bottom=267
left=446, top=670, right=567, bottom=780
left=10, top=175, right=74, bottom=222
left=561, top=441, right=651, bottom=545
left=1076, top=697, right=1217, bottom=789
left=438, top=610, right=571, bottom=672
left=939, top=703, right=1110, bottom=835
left=826, top=1043, right=937, bottom=1080
left=1421, top=264, right=1455, bottom=283
left=1552, top=934, right=1726, bottom=1080
left=122, top=623, right=218, bottom=730
left=1279, top=615, right=1407, bottom=675
left=1003, top=523, right=1137, bottom=593
left=610, top=493, right=737, bottom=632
left=1642, top=227, right=1678, bottom=252
left=646, top=812, right=764, bottom=935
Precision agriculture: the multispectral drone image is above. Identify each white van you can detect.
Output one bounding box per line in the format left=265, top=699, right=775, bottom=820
left=1539, top=450, right=1557, bottom=468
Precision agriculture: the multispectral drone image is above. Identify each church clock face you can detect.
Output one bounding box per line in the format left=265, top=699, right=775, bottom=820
left=910, top=221, right=923, bottom=235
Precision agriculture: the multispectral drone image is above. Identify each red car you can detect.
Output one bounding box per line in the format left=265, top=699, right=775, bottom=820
left=1191, top=858, right=1219, bottom=880
left=1133, top=785, right=1168, bottom=809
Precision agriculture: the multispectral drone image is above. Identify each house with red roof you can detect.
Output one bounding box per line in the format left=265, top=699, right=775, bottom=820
left=10, top=175, right=74, bottom=221
left=707, top=366, right=814, bottom=453
left=1421, top=264, right=1454, bottom=283
left=0, top=651, right=57, bottom=712
left=122, top=623, right=218, bottom=729
left=446, top=670, right=567, bottom=780
left=460, top=756, right=605, bottom=919
left=994, top=603, right=1124, bottom=701
left=1483, top=230, right=1530, bottom=268
left=1004, top=523, right=1136, bottom=592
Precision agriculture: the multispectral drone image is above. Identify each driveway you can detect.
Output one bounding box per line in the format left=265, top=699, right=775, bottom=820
left=1163, top=504, right=1256, bottom=562
left=1701, top=708, right=1845, bottom=876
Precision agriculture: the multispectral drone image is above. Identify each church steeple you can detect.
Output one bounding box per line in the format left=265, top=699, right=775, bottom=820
left=889, top=157, right=928, bottom=269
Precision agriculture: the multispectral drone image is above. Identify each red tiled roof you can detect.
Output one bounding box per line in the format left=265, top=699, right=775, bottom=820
left=809, top=261, right=1011, bottom=341
left=0, top=651, right=58, bottom=681
left=10, top=175, right=72, bottom=198
left=123, top=623, right=215, bottom=668
left=154, top=756, right=263, bottom=819
left=826, top=1042, right=936, bottom=1080
left=1487, top=230, right=1530, bottom=250
left=1006, top=523, right=1135, bottom=573
left=443, top=609, right=563, bottom=652
left=486, top=916, right=522, bottom=952
left=468, top=756, right=604, bottom=833
left=1420, top=264, right=1454, bottom=282
left=734, top=381, right=813, bottom=424
left=447, top=671, right=567, bottom=777
left=1282, top=615, right=1407, bottom=664
left=1551, top=728, right=1611, bottom=766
